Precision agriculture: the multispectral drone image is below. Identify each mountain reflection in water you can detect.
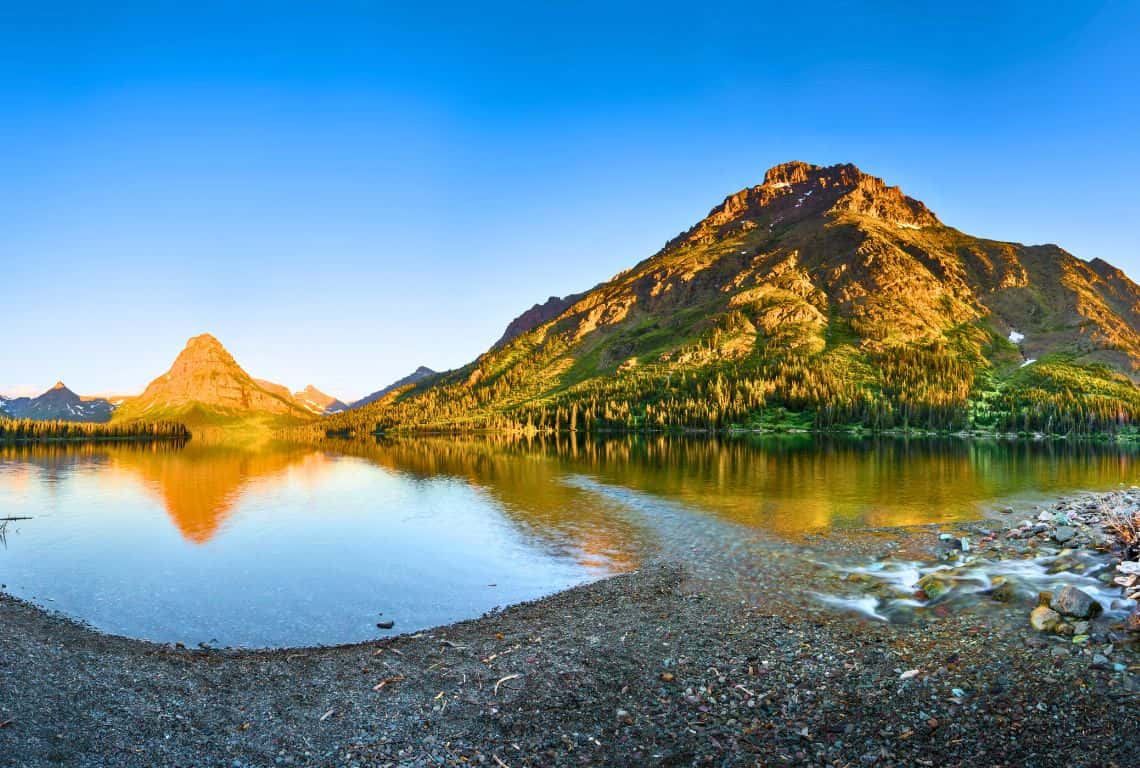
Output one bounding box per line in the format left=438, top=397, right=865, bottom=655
left=0, top=434, right=1135, bottom=646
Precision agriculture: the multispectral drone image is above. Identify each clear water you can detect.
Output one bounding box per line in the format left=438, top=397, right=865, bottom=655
left=1, top=435, right=1136, bottom=647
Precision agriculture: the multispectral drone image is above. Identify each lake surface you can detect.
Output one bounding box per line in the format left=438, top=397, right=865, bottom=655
left=1, top=435, right=1137, bottom=647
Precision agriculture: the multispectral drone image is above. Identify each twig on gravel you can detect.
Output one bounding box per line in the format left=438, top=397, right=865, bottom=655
left=494, top=674, right=520, bottom=695
left=318, top=709, right=335, bottom=722
left=0, top=718, right=14, bottom=729
left=492, top=755, right=510, bottom=768
left=373, top=675, right=406, bottom=691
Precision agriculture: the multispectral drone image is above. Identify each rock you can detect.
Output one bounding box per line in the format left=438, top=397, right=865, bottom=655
left=1030, top=606, right=1062, bottom=632
left=1091, top=654, right=1110, bottom=669
left=918, top=574, right=951, bottom=600
left=1056, top=622, right=1074, bottom=637
left=1126, top=609, right=1140, bottom=633
left=1000, top=507, right=1014, bottom=514
left=1052, top=526, right=1076, bottom=544
left=988, top=577, right=1016, bottom=603
left=1050, top=585, right=1102, bottom=619
left=1037, top=591, right=1053, bottom=607
left=1119, top=561, right=1140, bottom=575
left=377, top=620, right=395, bottom=629
left=1073, top=621, right=1091, bottom=636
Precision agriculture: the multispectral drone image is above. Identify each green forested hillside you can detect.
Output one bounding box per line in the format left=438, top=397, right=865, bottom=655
left=310, top=162, right=1140, bottom=438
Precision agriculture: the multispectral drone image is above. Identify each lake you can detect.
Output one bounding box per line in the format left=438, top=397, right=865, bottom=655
left=1, top=435, right=1136, bottom=647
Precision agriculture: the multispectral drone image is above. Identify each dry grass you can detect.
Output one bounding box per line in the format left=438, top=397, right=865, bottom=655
left=1105, top=506, right=1140, bottom=557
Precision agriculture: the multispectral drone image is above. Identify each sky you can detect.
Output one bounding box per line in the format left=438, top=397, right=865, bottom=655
left=2, top=1, right=1138, bottom=400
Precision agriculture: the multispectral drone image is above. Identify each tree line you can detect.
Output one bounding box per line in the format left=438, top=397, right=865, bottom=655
left=0, top=418, right=191, bottom=442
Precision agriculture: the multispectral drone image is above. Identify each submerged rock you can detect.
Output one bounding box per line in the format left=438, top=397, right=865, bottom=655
left=1050, top=585, right=1102, bottom=619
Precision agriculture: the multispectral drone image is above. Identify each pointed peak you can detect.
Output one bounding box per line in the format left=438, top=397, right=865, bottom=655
left=51, top=380, right=67, bottom=390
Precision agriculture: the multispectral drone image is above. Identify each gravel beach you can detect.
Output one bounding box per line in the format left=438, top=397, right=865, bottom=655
left=3, top=491, right=1140, bottom=767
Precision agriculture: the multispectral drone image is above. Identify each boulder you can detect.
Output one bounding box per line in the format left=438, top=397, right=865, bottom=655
left=1050, top=585, right=1102, bottom=619
left=1029, top=606, right=1062, bottom=632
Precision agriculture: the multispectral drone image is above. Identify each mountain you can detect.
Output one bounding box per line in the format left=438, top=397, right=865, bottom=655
left=113, top=334, right=312, bottom=426
left=319, top=161, right=1140, bottom=437
left=350, top=366, right=437, bottom=409
left=294, top=385, right=348, bottom=415
left=0, top=382, right=115, bottom=423
left=494, top=291, right=589, bottom=348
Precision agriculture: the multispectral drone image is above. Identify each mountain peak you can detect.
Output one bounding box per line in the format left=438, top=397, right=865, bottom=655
left=114, top=333, right=308, bottom=424
left=51, top=380, right=67, bottom=390
left=672, top=160, right=939, bottom=250
left=183, top=333, right=226, bottom=351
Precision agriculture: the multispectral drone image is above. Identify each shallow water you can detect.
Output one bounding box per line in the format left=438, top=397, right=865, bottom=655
left=0, top=435, right=1137, bottom=646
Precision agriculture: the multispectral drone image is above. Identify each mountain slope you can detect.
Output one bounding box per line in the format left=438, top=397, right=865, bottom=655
left=320, top=161, right=1140, bottom=436
left=494, top=292, right=589, bottom=349
left=113, top=334, right=312, bottom=426
left=0, top=382, right=115, bottom=423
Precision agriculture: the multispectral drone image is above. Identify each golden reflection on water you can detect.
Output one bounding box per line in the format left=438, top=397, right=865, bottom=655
left=2, top=435, right=1136, bottom=552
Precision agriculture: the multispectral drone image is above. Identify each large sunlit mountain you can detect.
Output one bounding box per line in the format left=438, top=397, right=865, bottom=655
left=0, top=382, right=116, bottom=423
left=112, top=334, right=312, bottom=427
left=317, top=161, right=1140, bottom=436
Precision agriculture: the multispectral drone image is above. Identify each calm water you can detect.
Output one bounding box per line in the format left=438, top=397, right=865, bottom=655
left=0, top=435, right=1136, bottom=647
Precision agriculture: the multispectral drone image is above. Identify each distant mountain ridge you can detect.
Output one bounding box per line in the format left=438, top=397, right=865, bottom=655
left=294, top=385, right=349, bottom=415
left=0, top=382, right=115, bottom=423
left=350, top=366, right=437, bottom=409
left=316, top=160, right=1140, bottom=436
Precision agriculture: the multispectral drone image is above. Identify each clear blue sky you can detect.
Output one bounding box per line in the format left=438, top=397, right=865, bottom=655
left=3, top=1, right=1138, bottom=400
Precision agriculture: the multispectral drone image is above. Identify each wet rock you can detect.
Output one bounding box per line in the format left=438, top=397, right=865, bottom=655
left=1052, top=526, right=1076, bottom=544
left=987, top=577, right=1016, bottom=603
left=377, top=620, right=395, bottom=629
left=1050, top=585, right=1102, bottom=619
left=1030, top=606, right=1062, bottom=632
left=1091, top=654, right=1110, bottom=669
left=918, top=574, right=951, bottom=600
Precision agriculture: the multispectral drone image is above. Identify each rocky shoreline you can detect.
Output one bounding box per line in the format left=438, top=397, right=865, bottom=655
left=3, top=491, right=1140, bottom=767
